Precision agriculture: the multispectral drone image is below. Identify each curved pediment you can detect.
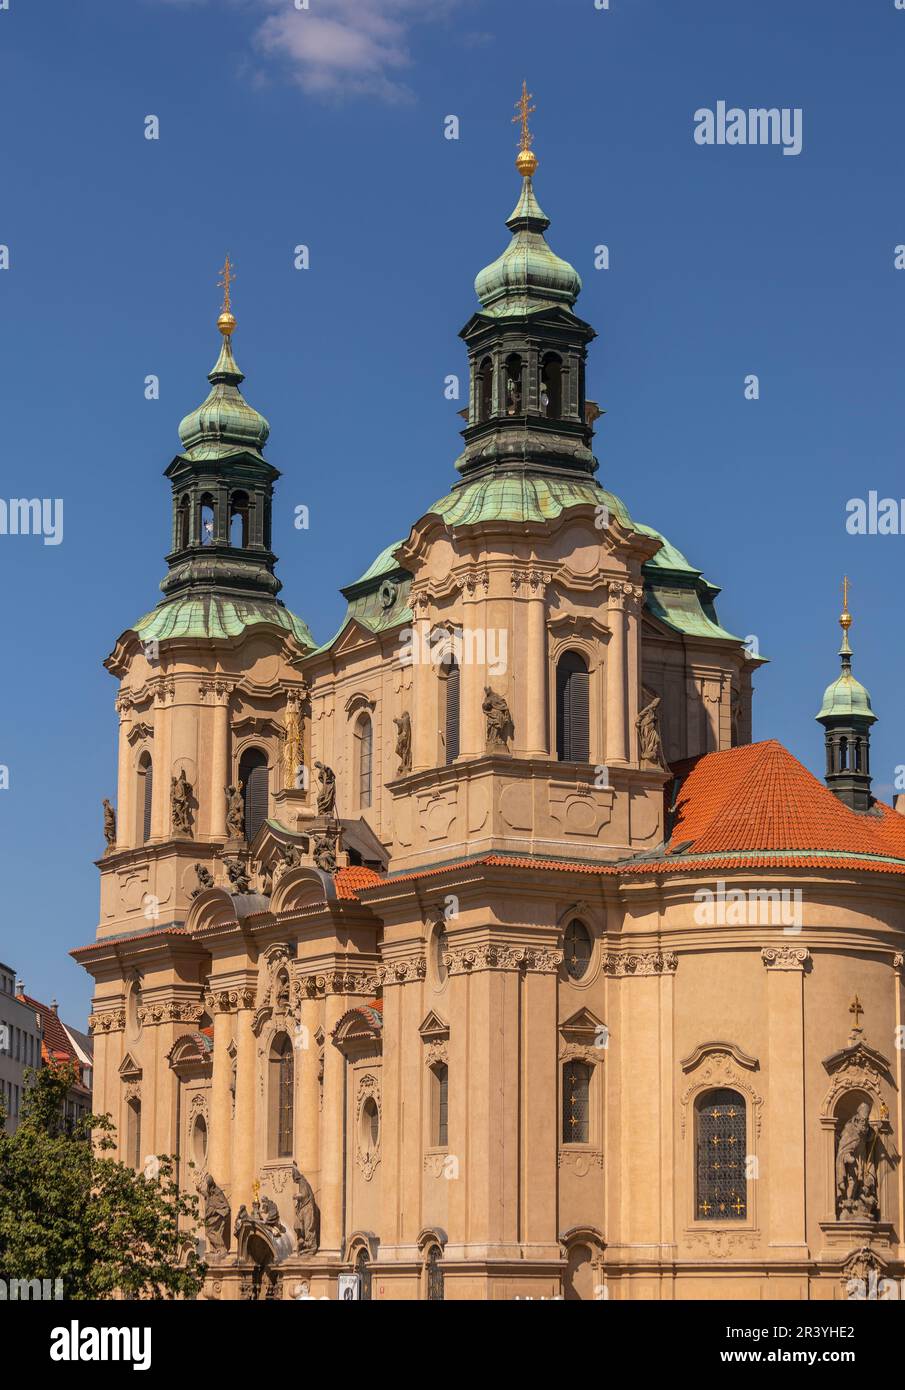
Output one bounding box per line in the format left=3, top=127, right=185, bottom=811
left=270, top=866, right=336, bottom=914
left=185, top=887, right=241, bottom=935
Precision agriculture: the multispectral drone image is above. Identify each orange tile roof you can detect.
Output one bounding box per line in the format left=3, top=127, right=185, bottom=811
left=666, top=740, right=905, bottom=860
left=335, top=864, right=384, bottom=899
left=16, top=992, right=90, bottom=1092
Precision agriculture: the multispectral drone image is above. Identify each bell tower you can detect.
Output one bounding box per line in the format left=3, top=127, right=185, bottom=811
left=815, top=578, right=877, bottom=812
left=458, top=83, right=598, bottom=480
left=162, top=257, right=281, bottom=601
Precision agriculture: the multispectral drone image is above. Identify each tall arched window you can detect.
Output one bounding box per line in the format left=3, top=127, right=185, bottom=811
left=138, top=752, right=153, bottom=843
left=356, top=715, right=373, bottom=809
left=269, top=1034, right=294, bottom=1158
left=426, top=1244, right=444, bottom=1301
left=431, top=1064, right=449, bottom=1148
left=176, top=494, right=190, bottom=550
left=127, top=1099, right=142, bottom=1169
left=238, top=747, right=269, bottom=844
left=199, top=493, right=216, bottom=546
left=541, top=353, right=563, bottom=417
left=556, top=652, right=590, bottom=762
left=442, top=656, right=460, bottom=765
left=562, top=1060, right=592, bottom=1145
left=695, top=1088, right=747, bottom=1220
left=356, top=1246, right=372, bottom=1302
left=477, top=357, right=493, bottom=422
left=229, top=491, right=249, bottom=548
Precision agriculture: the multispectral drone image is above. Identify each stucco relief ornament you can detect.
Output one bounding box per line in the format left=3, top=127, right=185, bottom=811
left=483, top=686, right=513, bottom=752
left=836, top=1103, right=880, bottom=1221
left=171, top=770, right=194, bottom=837
left=761, top=946, right=809, bottom=971
left=394, top=711, right=412, bottom=776
left=603, top=952, right=678, bottom=977
left=314, top=762, right=337, bottom=818
left=102, top=799, right=116, bottom=853
left=225, top=783, right=245, bottom=840
left=89, top=1008, right=126, bottom=1034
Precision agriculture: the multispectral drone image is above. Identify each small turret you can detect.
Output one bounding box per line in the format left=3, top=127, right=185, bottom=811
left=815, top=577, right=877, bottom=812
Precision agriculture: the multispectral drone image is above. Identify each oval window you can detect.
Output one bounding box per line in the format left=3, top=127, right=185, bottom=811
left=563, top=920, right=592, bottom=980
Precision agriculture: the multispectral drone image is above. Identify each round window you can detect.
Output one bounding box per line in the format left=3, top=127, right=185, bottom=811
left=126, top=979, right=143, bottom=1040
left=360, top=1097, right=380, bottom=1155
left=192, top=1114, right=208, bottom=1167
left=563, top=920, right=593, bottom=981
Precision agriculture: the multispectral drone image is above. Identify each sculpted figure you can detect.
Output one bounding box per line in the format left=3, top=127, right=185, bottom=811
left=483, top=686, right=513, bottom=751
left=394, top=711, right=412, bottom=776
left=102, top=798, right=116, bottom=850
left=507, top=374, right=522, bottom=415
left=291, top=1162, right=319, bottom=1254
left=258, top=1192, right=286, bottom=1237
left=314, top=761, right=337, bottom=818
left=198, top=1174, right=230, bottom=1255
left=314, top=829, right=338, bottom=875
left=191, top=863, right=215, bottom=897
left=224, top=857, right=252, bottom=895
left=835, top=1101, right=879, bottom=1220
left=636, top=696, right=667, bottom=768
left=171, top=769, right=193, bottom=836
left=225, top=783, right=245, bottom=839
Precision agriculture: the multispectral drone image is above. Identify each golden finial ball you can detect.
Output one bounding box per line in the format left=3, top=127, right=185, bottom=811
left=217, top=310, right=236, bottom=337
left=516, top=148, right=538, bottom=178
left=840, top=611, right=852, bottom=630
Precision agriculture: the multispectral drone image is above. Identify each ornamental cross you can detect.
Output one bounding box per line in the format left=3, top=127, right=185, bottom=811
left=842, top=575, right=850, bottom=614
left=513, top=80, right=536, bottom=153
left=849, top=994, right=864, bottom=1028
left=218, top=254, right=236, bottom=312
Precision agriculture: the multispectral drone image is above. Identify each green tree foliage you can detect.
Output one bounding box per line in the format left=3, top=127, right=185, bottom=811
left=0, top=1062, right=205, bottom=1299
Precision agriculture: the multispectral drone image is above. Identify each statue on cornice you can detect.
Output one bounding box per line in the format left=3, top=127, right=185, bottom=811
left=394, top=711, right=412, bottom=776
left=314, top=762, right=337, bottom=818
left=636, top=695, right=667, bottom=769
left=171, top=770, right=193, bottom=837
left=225, top=783, right=245, bottom=839
left=191, top=863, right=215, bottom=897
left=198, top=1174, right=230, bottom=1256
left=483, top=686, right=513, bottom=752
left=314, top=828, right=338, bottom=875
left=102, top=799, right=116, bottom=852
left=291, top=1162, right=319, bottom=1255
left=283, top=702, right=305, bottom=791
left=836, top=1102, right=880, bottom=1221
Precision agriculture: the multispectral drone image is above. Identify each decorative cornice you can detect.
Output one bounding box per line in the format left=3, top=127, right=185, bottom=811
left=602, top=951, right=678, bottom=977
left=295, top=969, right=384, bottom=1000
left=138, top=1000, right=205, bottom=1027
left=204, top=987, right=256, bottom=1014
left=445, top=945, right=563, bottom=975
left=761, top=945, right=809, bottom=971
left=89, top=1008, right=126, bottom=1034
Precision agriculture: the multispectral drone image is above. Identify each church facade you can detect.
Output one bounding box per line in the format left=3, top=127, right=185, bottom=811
left=74, top=111, right=905, bottom=1301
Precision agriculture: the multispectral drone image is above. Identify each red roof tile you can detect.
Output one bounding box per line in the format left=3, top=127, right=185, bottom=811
left=335, top=864, right=383, bottom=899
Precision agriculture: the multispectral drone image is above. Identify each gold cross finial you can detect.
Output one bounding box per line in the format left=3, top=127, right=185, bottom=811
left=513, top=81, right=539, bottom=177
left=849, top=994, right=864, bottom=1028
left=217, top=254, right=237, bottom=337
left=840, top=574, right=853, bottom=637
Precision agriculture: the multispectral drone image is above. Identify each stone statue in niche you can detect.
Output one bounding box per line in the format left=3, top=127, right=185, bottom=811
left=224, top=857, right=252, bottom=896
left=291, top=1161, right=319, bottom=1254
left=394, top=711, right=412, bottom=776
left=506, top=374, right=522, bottom=416
left=483, top=686, right=513, bottom=752
left=171, top=770, right=193, bottom=836
left=225, top=783, right=245, bottom=840
left=191, top=863, right=215, bottom=897
left=198, top=1174, right=231, bottom=1256
left=636, top=695, right=667, bottom=769
left=102, top=799, right=116, bottom=852
left=314, top=762, right=337, bottom=818
left=835, top=1101, right=880, bottom=1221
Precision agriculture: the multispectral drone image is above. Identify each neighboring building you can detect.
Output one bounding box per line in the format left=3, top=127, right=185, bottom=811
left=15, top=990, right=93, bottom=1131
left=73, top=105, right=905, bottom=1301
left=0, top=965, right=42, bottom=1134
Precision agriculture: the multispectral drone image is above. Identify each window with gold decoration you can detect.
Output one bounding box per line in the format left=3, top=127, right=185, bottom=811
left=695, top=1088, right=747, bottom=1220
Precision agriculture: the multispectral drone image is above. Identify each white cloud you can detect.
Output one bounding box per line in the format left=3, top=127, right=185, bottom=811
left=153, top=0, right=466, bottom=103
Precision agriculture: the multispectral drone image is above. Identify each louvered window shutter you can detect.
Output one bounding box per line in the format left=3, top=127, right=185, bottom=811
left=556, top=653, right=589, bottom=762
left=240, top=751, right=269, bottom=843
left=142, top=763, right=153, bottom=842
left=569, top=667, right=590, bottom=763
left=445, top=662, right=460, bottom=765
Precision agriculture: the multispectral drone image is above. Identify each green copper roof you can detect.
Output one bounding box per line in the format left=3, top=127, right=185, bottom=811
left=132, top=593, right=314, bottom=647
left=306, top=542, right=413, bottom=656
left=428, top=472, right=631, bottom=528
left=177, top=336, right=270, bottom=461
left=474, top=178, right=582, bottom=319
left=816, top=633, right=877, bottom=724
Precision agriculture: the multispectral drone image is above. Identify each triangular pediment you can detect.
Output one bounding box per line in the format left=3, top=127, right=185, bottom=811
left=118, top=1052, right=141, bottom=1079
left=419, top=1011, right=450, bottom=1040
left=560, top=1007, right=605, bottom=1041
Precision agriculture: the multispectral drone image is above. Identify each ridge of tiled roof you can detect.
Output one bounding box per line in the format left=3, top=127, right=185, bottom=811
left=666, top=739, right=905, bottom=859
left=16, top=993, right=88, bottom=1083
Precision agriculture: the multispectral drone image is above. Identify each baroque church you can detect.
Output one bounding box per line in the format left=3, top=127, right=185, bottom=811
left=74, top=97, right=905, bottom=1301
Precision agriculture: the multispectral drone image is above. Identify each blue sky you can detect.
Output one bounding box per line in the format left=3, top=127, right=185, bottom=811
left=1, top=0, right=903, bottom=1019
